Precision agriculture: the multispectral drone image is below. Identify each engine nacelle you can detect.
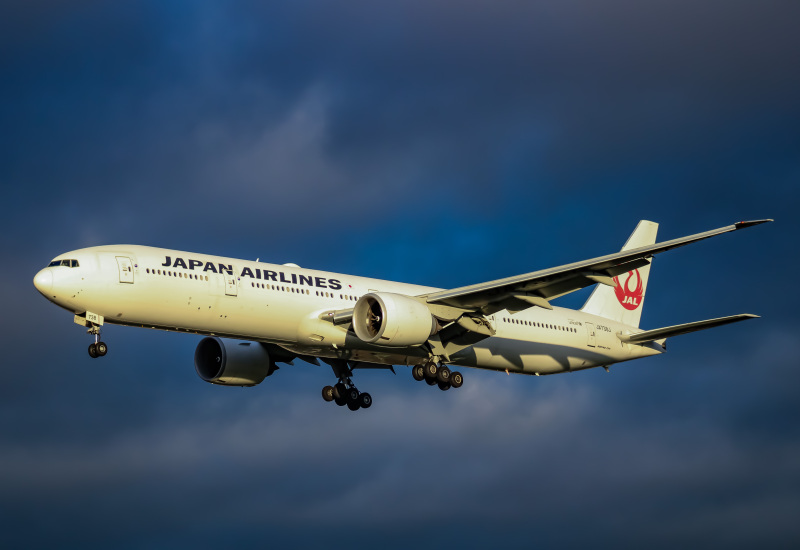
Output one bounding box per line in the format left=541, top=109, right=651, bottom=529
left=194, top=337, right=273, bottom=386
left=352, top=292, right=436, bottom=347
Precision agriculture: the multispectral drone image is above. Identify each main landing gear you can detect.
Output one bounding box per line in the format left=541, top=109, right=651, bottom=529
left=321, top=360, right=373, bottom=412
left=87, top=325, right=108, bottom=358
left=322, top=377, right=372, bottom=412
left=411, top=361, right=463, bottom=391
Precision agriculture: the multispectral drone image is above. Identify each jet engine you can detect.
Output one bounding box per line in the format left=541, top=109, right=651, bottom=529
left=194, top=337, right=274, bottom=386
left=352, top=292, right=436, bottom=347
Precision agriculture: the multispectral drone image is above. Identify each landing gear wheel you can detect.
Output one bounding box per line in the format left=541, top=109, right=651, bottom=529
left=438, top=381, right=451, bottom=391
left=412, top=365, right=425, bottom=381
left=451, top=371, right=463, bottom=388
left=334, top=395, right=347, bottom=406
left=425, top=377, right=437, bottom=386
left=87, top=324, right=104, bottom=358
left=333, top=382, right=347, bottom=400
left=345, top=387, right=360, bottom=403
left=437, top=366, right=451, bottom=384
left=423, top=362, right=438, bottom=380
left=358, top=392, right=372, bottom=409
left=347, top=399, right=361, bottom=411
left=322, top=385, right=334, bottom=402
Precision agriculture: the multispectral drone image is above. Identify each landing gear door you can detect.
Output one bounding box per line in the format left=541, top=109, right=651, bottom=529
left=116, top=256, right=134, bottom=284
left=585, top=322, right=596, bottom=347
left=224, top=273, right=238, bottom=296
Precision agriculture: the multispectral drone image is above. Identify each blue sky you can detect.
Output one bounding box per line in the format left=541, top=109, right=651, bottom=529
left=1, top=1, right=799, bottom=547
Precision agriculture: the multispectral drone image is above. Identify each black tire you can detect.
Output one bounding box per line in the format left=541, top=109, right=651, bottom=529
left=334, top=395, right=347, bottom=406
left=438, top=381, right=451, bottom=391
left=96, top=342, right=108, bottom=356
left=333, top=382, right=346, bottom=400
left=437, top=366, right=451, bottom=384
left=322, top=385, right=334, bottom=402
left=88, top=343, right=98, bottom=358
left=425, top=377, right=437, bottom=386
left=412, top=365, right=425, bottom=381
left=358, top=392, right=372, bottom=409
left=451, top=371, right=463, bottom=388
left=347, top=400, right=360, bottom=411
left=424, top=362, right=438, bottom=380
left=345, top=387, right=360, bottom=403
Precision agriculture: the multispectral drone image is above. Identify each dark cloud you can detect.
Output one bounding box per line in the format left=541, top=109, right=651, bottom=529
left=2, top=357, right=798, bottom=548
left=1, top=0, right=798, bottom=547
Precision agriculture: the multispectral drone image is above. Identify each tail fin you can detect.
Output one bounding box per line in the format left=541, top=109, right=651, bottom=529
left=580, top=220, right=658, bottom=328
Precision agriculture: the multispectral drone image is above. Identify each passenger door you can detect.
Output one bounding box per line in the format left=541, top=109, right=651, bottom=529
left=585, top=322, right=596, bottom=347
left=224, top=272, right=238, bottom=296
left=116, top=256, right=134, bottom=284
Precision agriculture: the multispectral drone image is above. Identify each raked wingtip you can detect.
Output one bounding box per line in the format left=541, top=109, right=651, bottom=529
left=734, top=219, right=773, bottom=229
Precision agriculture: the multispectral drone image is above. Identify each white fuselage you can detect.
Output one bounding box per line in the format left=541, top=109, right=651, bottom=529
left=34, top=245, right=663, bottom=375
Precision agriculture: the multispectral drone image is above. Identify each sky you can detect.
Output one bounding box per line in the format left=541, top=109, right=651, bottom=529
left=1, top=0, right=799, bottom=547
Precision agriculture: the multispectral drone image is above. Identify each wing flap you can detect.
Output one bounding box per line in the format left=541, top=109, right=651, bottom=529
left=618, top=314, right=759, bottom=344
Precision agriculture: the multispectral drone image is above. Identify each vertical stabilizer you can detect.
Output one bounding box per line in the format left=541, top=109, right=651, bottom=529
left=580, top=220, right=658, bottom=328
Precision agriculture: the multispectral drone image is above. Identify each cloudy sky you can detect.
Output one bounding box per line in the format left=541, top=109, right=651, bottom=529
left=1, top=1, right=799, bottom=547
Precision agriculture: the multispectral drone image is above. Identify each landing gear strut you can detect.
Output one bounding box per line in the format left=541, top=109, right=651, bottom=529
left=412, top=360, right=463, bottom=391
left=87, top=325, right=108, bottom=358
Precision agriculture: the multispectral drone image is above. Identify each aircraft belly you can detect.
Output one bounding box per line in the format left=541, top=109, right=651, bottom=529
left=451, top=337, right=616, bottom=375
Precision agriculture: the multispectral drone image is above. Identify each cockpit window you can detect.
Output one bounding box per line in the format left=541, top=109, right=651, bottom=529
left=48, top=259, right=79, bottom=268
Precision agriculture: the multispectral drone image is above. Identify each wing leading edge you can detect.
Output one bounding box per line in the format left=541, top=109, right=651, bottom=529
left=422, top=219, right=773, bottom=316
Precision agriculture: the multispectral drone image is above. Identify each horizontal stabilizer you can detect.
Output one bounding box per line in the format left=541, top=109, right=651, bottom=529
left=618, top=314, right=759, bottom=344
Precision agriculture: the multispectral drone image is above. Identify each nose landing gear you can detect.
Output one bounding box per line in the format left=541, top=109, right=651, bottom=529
left=87, top=325, right=108, bottom=358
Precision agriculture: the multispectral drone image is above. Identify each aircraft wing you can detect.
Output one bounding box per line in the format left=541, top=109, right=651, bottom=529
left=618, top=314, right=758, bottom=344
left=423, top=220, right=772, bottom=316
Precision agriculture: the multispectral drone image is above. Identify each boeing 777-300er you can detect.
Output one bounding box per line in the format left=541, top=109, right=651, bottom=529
left=33, top=219, right=771, bottom=411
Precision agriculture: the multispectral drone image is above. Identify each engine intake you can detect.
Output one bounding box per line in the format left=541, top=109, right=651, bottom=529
left=353, top=292, right=436, bottom=347
left=194, top=337, right=273, bottom=386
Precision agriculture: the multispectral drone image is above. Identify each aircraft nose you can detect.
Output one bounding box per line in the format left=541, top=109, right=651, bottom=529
left=33, top=269, right=53, bottom=295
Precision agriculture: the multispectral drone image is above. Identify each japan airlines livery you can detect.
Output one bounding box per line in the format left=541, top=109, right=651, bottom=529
left=34, top=219, right=771, bottom=411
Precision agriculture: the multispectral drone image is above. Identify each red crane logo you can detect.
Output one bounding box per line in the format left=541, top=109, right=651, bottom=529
left=614, top=270, right=644, bottom=310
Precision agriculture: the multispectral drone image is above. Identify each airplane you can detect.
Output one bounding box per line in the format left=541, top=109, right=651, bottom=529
left=33, top=219, right=771, bottom=411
